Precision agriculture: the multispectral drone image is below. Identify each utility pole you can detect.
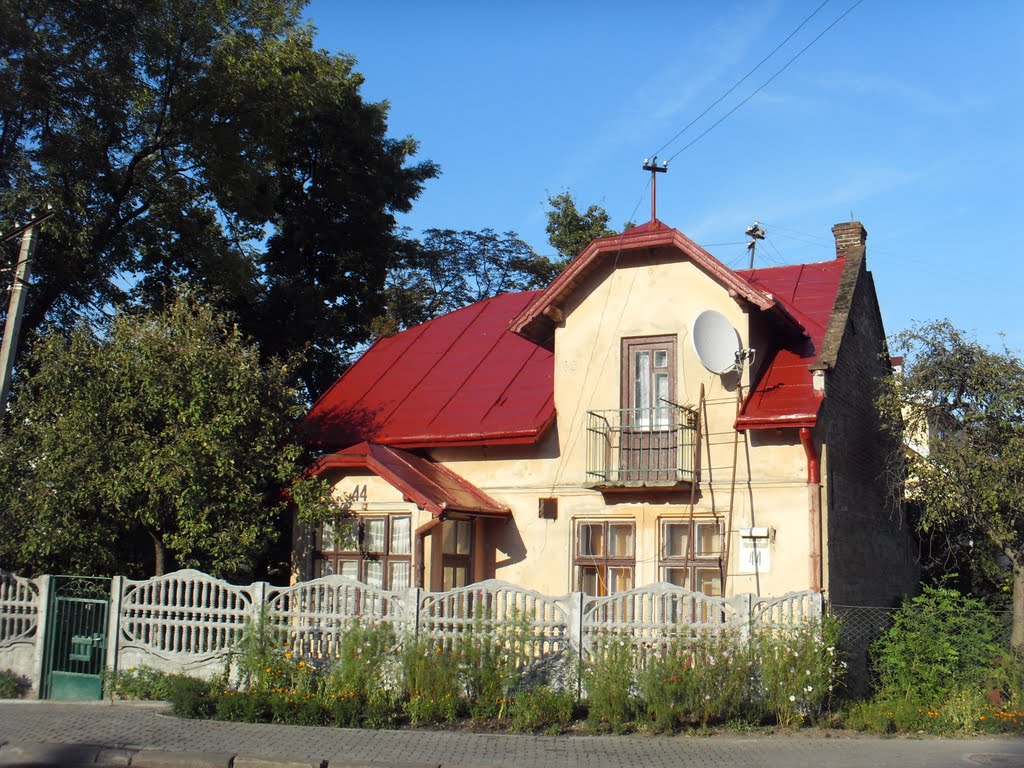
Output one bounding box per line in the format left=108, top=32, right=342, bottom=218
left=642, top=157, right=668, bottom=222
left=745, top=221, right=765, bottom=270
left=0, top=209, right=55, bottom=412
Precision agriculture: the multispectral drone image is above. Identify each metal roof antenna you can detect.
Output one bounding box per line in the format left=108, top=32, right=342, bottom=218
left=642, top=156, right=668, bottom=222
left=745, top=221, right=765, bottom=269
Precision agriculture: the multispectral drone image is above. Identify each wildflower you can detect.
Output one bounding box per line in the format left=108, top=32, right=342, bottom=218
left=789, top=694, right=796, bottom=702
left=805, top=685, right=813, bottom=693
left=284, top=651, right=293, bottom=659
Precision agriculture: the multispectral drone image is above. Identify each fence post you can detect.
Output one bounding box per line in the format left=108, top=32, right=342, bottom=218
left=738, top=593, right=754, bottom=641
left=249, top=581, right=268, bottom=626
left=564, top=591, right=585, bottom=698
left=30, top=575, right=51, bottom=699
left=412, top=587, right=422, bottom=641
left=105, top=575, right=124, bottom=680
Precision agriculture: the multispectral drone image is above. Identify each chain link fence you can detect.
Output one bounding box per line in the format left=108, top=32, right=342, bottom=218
left=828, top=604, right=896, bottom=697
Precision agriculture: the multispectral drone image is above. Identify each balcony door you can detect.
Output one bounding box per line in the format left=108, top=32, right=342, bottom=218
left=621, top=335, right=677, bottom=481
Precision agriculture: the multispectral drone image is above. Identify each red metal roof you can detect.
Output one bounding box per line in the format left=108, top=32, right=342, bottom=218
left=302, top=291, right=554, bottom=451
left=302, top=225, right=848, bottom=449
left=734, top=259, right=846, bottom=429
left=313, top=442, right=510, bottom=518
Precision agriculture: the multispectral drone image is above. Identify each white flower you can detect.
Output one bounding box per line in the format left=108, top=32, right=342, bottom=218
left=789, top=694, right=796, bottom=702
left=805, top=685, right=813, bottom=693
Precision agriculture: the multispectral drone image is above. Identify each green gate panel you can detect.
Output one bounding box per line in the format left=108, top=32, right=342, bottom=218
left=42, top=576, right=111, bottom=701
left=48, top=671, right=103, bottom=701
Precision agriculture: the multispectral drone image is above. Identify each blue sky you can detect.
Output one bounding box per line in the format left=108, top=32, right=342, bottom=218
left=306, top=1, right=1024, bottom=352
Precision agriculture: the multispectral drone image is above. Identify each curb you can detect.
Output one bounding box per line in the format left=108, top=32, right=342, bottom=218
left=0, top=743, right=326, bottom=768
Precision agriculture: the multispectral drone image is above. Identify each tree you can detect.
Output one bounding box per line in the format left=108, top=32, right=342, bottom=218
left=545, top=192, right=633, bottom=262
left=878, top=321, right=1024, bottom=650
left=0, top=294, right=303, bottom=579
left=370, top=228, right=558, bottom=336
left=0, top=0, right=437, bottom=398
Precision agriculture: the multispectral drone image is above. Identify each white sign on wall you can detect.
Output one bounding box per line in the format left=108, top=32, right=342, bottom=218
left=738, top=537, right=771, bottom=574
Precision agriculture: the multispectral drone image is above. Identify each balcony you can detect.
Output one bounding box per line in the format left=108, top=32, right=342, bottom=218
left=585, top=406, right=700, bottom=488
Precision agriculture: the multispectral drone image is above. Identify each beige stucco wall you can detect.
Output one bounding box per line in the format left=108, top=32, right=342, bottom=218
left=423, top=251, right=817, bottom=596
left=303, top=249, right=819, bottom=597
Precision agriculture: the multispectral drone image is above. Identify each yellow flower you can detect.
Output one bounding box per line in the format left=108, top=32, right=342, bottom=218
left=284, top=651, right=293, bottom=659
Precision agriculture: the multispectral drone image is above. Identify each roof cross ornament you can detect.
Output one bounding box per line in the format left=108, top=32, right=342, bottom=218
left=642, top=157, right=668, bottom=222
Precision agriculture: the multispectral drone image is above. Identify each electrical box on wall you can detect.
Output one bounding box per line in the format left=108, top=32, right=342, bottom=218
left=538, top=497, right=558, bottom=520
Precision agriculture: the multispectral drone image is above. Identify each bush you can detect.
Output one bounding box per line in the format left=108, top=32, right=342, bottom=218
left=165, top=674, right=216, bottom=719
left=871, top=585, right=1004, bottom=704
left=583, top=636, right=638, bottom=732
left=104, top=666, right=176, bottom=700
left=0, top=669, right=30, bottom=699
left=401, top=640, right=462, bottom=724
left=640, top=630, right=750, bottom=731
left=322, top=620, right=399, bottom=728
left=458, top=610, right=531, bottom=719
left=510, top=685, right=576, bottom=733
left=753, top=617, right=843, bottom=727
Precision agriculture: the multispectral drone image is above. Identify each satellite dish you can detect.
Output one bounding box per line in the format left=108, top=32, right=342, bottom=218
left=693, top=310, right=742, bottom=374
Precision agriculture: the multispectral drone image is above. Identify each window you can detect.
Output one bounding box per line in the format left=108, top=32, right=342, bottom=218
left=621, top=336, right=678, bottom=481
left=441, top=519, right=472, bottom=590
left=660, top=518, right=723, bottom=596
left=314, top=515, right=411, bottom=589
left=575, top=520, right=635, bottom=596
left=623, top=335, right=676, bottom=429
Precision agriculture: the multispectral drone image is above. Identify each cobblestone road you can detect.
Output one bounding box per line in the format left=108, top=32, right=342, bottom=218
left=2, top=701, right=1024, bottom=767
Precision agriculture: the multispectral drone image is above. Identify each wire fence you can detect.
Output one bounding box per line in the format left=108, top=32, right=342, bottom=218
left=829, top=602, right=1014, bottom=696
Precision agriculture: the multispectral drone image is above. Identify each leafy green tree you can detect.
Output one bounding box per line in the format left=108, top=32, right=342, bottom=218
left=370, top=228, right=558, bottom=336
left=0, top=0, right=437, bottom=398
left=545, top=192, right=633, bottom=262
left=0, top=294, right=303, bottom=579
left=879, top=321, right=1024, bottom=650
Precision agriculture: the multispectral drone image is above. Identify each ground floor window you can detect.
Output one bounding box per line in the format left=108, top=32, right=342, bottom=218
left=441, top=519, right=472, bottom=590
left=314, top=515, right=411, bottom=589
left=659, top=517, right=724, bottom=596
left=574, top=519, right=635, bottom=596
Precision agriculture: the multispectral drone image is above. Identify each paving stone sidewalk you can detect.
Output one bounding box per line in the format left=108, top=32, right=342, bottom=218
left=2, top=701, right=1024, bottom=768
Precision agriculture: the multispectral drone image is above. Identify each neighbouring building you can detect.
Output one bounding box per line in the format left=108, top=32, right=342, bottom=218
left=297, top=217, right=918, bottom=608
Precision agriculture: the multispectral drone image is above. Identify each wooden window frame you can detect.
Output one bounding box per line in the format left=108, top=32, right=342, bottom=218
left=441, top=519, right=473, bottom=591
left=314, top=514, right=412, bottom=589
left=574, top=519, right=636, bottom=596
left=659, top=518, right=724, bottom=597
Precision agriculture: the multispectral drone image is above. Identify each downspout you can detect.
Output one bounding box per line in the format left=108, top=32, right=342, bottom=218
left=414, top=517, right=444, bottom=589
left=800, top=427, right=823, bottom=593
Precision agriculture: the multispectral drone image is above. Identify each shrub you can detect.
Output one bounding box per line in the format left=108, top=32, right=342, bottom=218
left=322, top=620, right=399, bottom=728
left=583, top=636, right=638, bottom=731
left=104, top=666, right=176, bottom=700
left=871, top=585, right=1004, bottom=704
left=458, top=610, right=531, bottom=719
left=0, top=669, right=30, bottom=699
left=753, top=616, right=843, bottom=727
left=640, top=630, right=750, bottom=731
left=165, top=674, right=216, bottom=719
left=510, top=685, right=576, bottom=733
left=401, top=639, right=462, bottom=724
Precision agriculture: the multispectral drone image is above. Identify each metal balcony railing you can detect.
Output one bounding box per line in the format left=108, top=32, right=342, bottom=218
left=585, top=406, right=699, bottom=486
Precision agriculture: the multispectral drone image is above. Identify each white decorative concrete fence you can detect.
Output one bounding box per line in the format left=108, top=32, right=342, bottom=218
left=0, top=568, right=822, bottom=692
left=0, top=571, right=40, bottom=685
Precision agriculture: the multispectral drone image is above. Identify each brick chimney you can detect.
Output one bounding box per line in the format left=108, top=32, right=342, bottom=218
left=832, top=221, right=867, bottom=259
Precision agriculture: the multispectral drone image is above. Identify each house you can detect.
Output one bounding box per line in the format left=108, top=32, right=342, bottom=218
left=297, top=218, right=918, bottom=607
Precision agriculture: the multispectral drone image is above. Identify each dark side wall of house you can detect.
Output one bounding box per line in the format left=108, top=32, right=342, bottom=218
left=820, top=250, right=919, bottom=608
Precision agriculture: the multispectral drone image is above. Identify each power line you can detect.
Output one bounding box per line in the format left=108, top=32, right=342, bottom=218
left=664, top=0, right=866, bottom=164
left=648, top=0, right=834, bottom=159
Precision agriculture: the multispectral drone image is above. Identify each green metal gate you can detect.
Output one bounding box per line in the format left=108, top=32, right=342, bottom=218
left=41, top=575, right=111, bottom=700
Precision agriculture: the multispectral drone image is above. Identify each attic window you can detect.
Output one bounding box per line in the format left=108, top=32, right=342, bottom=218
left=539, top=498, right=558, bottom=520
